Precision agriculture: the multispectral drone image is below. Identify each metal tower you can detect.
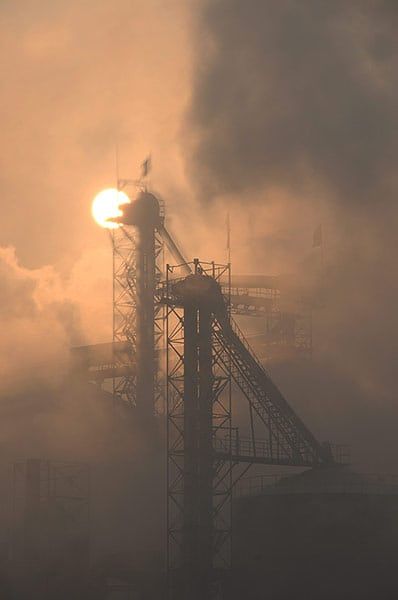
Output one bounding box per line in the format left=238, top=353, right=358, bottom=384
left=164, top=260, right=234, bottom=599
left=83, top=185, right=346, bottom=600
left=110, top=185, right=192, bottom=415
left=162, top=259, right=344, bottom=600
left=111, top=189, right=165, bottom=416
left=227, top=275, right=313, bottom=359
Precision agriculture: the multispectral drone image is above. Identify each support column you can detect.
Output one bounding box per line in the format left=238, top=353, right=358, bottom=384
left=112, top=190, right=162, bottom=415
left=136, top=222, right=156, bottom=419
left=198, top=306, right=214, bottom=588
left=183, top=305, right=199, bottom=593
left=182, top=302, right=214, bottom=599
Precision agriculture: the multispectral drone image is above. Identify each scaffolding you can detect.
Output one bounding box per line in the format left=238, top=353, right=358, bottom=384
left=81, top=186, right=346, bottom=599
left=161, top=259, right=340, bottom=598
left=164, top=260, right=234, bottom=598
left=111, top=191, right=165, bottom=415
left=12, top=459, right=90, bottom=568
left=112, top=225, right=137, bottom=408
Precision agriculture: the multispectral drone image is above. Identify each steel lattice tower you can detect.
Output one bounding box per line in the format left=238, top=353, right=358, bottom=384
left=165, top=260, right=234, bottom=599
left=112, top=224, right=137, bottom=408
left=160, top=258, right=342, bottom=599
left=112, top=188, right=165, bottom=416
left=105, top=190, right=345, bottom=600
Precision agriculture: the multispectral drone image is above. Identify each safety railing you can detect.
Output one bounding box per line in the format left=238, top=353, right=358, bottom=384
left=236, top=472, right=398, bottom=497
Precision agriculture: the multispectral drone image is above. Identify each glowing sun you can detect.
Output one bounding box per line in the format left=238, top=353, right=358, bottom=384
left=92, top=188, right=130, bottom=229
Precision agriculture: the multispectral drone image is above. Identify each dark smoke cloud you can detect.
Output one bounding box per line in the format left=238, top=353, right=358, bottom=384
left=185, top=1, right=398, bottom=471
left=0, top=1, right=396, bottom=587
left=0, top=0, right=396, bottom=547
left=187, top=1, right=398, bottom=209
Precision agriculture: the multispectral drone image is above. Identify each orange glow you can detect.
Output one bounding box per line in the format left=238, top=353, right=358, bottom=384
left=91, top=188, right=130, bottom=229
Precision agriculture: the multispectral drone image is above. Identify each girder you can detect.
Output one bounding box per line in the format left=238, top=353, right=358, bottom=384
left=212, top=310, right=330, bottom=466
left=163, top=260, right=339, bottom=600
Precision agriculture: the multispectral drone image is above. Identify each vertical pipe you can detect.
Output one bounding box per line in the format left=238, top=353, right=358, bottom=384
left=198, top=306, right=214, bottom=596
left=182, top=301, right=214, bottom=599
left=136, top=222, right=156, bottom=418
left=183, top=303, right=198, bottom=596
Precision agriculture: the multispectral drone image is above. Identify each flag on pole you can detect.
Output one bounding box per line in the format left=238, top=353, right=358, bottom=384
left=141, top=155, right=151, bottom=178
left=313, top=224, right=323, bottom=248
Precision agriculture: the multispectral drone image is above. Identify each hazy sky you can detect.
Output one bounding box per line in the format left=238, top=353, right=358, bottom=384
left=1, top=1, right=397, bottom=471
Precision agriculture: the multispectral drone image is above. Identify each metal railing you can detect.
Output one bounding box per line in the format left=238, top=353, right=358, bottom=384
left=213, top=431, right=271, bottom=460
left=236, top=473, right=398, bottom=498
left=227, top=314, right=271, bottom=378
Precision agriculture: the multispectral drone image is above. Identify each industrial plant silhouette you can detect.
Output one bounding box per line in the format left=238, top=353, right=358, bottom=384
left=1, top=184, right=397, bottom=600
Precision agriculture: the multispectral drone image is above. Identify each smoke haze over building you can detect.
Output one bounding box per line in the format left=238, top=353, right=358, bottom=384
left=185, top=0, right=398, bottom=471
left=0, top=0, right=397, bottom=502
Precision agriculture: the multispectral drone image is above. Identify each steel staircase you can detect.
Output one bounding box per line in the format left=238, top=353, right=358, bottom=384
left=213, top=305, right=331, bottom=467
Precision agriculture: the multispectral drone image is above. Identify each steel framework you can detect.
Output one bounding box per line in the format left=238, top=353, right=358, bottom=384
left=112, top=224, right=137, bottom=408
left=83, top=186, right=346, bottom=599
left=12, top=459, right=90, bottom=566
left=111, top=188, right=165, bottom=415
left=165, top=260, right=235, bottom=599
left=161, top=259, right=343, bottom=599
left=227, top=285, right=312, bottom=358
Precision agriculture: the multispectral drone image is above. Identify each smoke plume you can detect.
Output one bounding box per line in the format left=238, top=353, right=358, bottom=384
left=184, top=0, right=398, bottom=470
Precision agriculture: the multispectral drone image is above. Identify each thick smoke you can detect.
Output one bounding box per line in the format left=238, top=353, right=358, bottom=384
left=0, top=0, right=190, bottom=464
left=0, top=3, right=397, bottom=588
left=0, top=1, right=184, bottom=577
left=187, top=1, right=398, bottom=208
left=185, top=1, right=398, bottom=470
left=0, top=246, right=80, bottom=392
left=0, top=0, right=192, bottom=269
left=0, top=245, right=163, bottom=580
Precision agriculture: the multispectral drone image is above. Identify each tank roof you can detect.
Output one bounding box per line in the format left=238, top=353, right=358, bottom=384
left=238, top=467, right=398, bottom=497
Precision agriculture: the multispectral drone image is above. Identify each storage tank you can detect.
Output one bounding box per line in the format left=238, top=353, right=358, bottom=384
left=232, top=467, right=398, bottom=600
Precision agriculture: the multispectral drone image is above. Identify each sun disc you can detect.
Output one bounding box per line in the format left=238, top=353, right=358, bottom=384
left=92, top=188, right=130, bottom=229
